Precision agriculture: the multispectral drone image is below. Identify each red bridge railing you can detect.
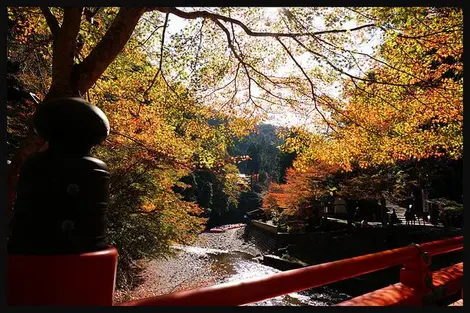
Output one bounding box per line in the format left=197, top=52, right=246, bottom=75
left=119, top=236, right=463, bottom=306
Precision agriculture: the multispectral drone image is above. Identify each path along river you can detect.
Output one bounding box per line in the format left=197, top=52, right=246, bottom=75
left=115, top=226, right=351, bottom=306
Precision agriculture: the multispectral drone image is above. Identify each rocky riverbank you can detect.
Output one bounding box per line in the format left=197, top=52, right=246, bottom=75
left=113, top=226, right=352, bottom=306
left=114, top=226, right=262, bottom=304
left=196, top=226, right=262, bottom=256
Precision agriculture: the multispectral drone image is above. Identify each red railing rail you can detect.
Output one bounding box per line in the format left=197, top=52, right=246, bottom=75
left=119, top=236, right=463, bottom=306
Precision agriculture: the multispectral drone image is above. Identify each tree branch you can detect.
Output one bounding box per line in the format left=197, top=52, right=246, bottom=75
left=230, top=24, right=254, bottom=107
left=109, top=130, right=191, bottom=170
left=276, top=37, right=336, bottom=133
left=75, top=7, right=146, bottom=94
left=189, top=19, right=205, bottom=76
left=276, top=38, right=376, bottom=136
left=137, top=24, right=164, bottom=49
left=161, top=72, right=182, bottom=101
left=40, top=7, right=60, bottom=38
left=47, top=7, right=84, bottom=98
left=213, top=19, right=254, bottom=107
left=311, top=32, right=452, bottom=92
left=84, top=7, right=102, bottom=24
left=143, top=13, right=169, bottom=98
left=291, top=36, right=413, bottom=88
left=152, top=7, right=377, bottom=39
left=203, top=62, right=240, bottom=100
left=218, top=64, right=242, bottom=112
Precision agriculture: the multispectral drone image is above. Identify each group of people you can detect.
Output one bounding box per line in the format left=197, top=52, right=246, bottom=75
left=344, top=192, right=433, bottom=228
left=404, top=205, right=419, bottom=225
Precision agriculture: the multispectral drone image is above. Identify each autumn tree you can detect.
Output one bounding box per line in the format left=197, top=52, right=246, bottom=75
left=321, top=8, right=462, bottom=200
left=268, top=7, right=462, bottom=218
left=304, top=7, right=463, bottom=169
left=8, top=4, right=463, bottom=261
left=263, top=161, right=339, bottom=217
left=7, top=7, right=254, bottom=288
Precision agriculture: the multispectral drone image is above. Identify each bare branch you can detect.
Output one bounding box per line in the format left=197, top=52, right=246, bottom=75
left=143, top=12, right=169, bottom=99
left=40, top=7, right=60, bottom=37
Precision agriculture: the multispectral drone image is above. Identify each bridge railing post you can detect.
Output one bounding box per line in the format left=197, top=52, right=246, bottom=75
left=7, top=97, right=117, bottom=306
left=399, top=244, right=433, bottom=305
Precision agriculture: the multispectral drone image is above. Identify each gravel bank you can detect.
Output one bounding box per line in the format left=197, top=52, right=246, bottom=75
left=114, top=225, right=260, bottom=304
left=196, top=226, right=262, bottom=256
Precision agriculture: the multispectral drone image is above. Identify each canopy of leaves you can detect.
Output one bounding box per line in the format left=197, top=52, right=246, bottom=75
left=265, top=7, right=463, bottom=218
left=290, top=7, right=462, bottom=170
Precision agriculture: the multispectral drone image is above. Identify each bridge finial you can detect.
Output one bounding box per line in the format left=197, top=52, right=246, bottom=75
left=33, top=97, right=110, bottom=154
left=8, top=97, right=111, bottom=254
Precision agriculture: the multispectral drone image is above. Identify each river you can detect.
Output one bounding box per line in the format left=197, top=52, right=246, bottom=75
left=171, top=244, right=351, bottom=306
left=115, top=225, right=351, bottom=306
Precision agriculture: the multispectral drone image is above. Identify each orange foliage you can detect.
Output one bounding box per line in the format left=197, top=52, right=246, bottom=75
left=263, top=161, right=339, bottom=216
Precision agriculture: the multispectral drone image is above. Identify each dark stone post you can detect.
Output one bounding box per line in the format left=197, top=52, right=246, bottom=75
left=7, top=98, right=118, bottom=305
left=8, top=97, right=111, bottom=254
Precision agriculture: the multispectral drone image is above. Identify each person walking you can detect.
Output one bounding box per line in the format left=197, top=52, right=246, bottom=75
left=380, top=195, right=387, bottom=227
left=390, top=209, right=398, bottom=226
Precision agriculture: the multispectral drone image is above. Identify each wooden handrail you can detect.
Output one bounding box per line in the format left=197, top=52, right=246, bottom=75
left=119, top=236, right=462, bottom=306
left=419, top=236, right=463, bottom=256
